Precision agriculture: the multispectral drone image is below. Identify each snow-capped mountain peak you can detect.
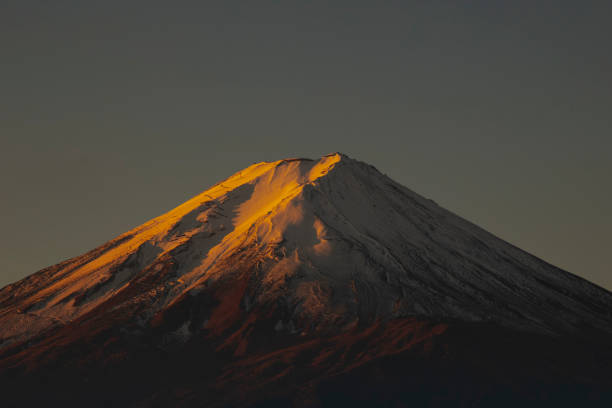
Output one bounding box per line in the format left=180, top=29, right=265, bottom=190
left=1, top=153, right=611, bottom=350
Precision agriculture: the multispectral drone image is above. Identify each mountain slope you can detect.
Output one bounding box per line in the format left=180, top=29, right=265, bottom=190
left=1, top=153, right=611, bottom=407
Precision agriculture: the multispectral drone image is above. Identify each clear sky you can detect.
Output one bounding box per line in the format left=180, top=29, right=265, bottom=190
left=1, top=1, right=610, bottom=290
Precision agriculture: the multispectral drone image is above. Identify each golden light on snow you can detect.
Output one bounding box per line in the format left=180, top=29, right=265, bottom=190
left=9, top=154, right=344, bottom=333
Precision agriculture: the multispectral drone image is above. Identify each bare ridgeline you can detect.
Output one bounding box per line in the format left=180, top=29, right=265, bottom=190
left=1, top=153, right=611, bottom=407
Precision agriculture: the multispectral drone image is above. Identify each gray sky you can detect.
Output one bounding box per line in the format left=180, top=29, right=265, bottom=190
left=1, top=1, right=610, bottom=290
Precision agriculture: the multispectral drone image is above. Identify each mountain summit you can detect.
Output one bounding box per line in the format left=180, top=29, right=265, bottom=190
left=1, top=153, right=611, bottom=407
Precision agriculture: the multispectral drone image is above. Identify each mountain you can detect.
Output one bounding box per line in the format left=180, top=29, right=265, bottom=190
left=1, top=153, right=611, bottom=407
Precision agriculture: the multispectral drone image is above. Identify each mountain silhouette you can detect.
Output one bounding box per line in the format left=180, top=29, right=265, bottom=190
left=1, top=153, right=611, bottom=407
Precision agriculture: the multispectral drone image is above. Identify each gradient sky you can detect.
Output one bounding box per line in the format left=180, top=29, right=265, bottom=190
left=1, top=1, right=611, bottom=290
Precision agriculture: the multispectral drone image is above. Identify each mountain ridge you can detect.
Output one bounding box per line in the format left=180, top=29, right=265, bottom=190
left=2, top=152, right=611, bottom=344
left=1, top=152, right=611, bottom=407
